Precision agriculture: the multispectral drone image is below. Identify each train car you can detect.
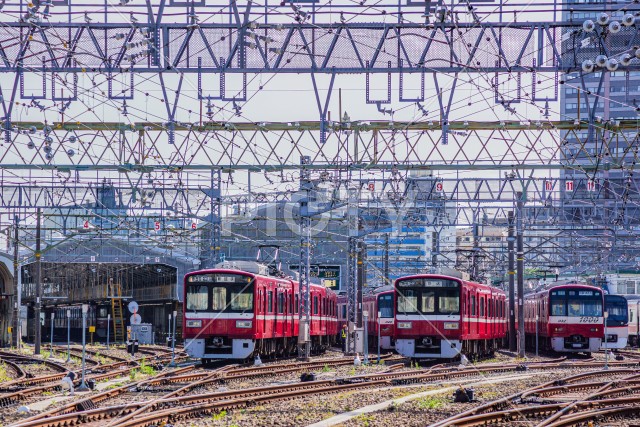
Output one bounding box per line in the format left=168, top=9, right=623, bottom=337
left=626, top=295, right=640, bottom=347
left=602, top=294, right=628, bottom=350
left=183, top=265, right=338, bottom=361
left=394, top=274, right=507, bottom=359
left=41, top=303, right=113, bottom=342
left=337, top=288, right=395, bottom=351
left=364, top=289, right=395, bottom=351
left=523, top=283, right=604, bottom=354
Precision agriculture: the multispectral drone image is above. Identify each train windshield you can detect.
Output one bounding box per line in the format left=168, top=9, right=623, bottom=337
left=396, top=278, right=460, bottom=315
left=186, top=273, right=254, bottom=313
left=549, top=289, right=603, bottom=317
left=605, top=295, right=628, bottom=326
left=378, top=294, right=393, bottom=318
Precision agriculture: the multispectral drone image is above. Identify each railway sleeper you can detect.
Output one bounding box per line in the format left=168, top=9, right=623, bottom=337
left=76, top=400, right=97, bottom=412
left=0, top=397, right=20, bottom=408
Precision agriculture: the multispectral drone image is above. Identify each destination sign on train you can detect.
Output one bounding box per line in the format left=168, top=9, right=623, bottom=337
left=188, top=274, right=248, bottom=283
left=397, top=278, right=458, bottom=288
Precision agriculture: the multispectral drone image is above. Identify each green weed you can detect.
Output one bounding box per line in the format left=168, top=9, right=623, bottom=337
left=355, top=414, right=375, bottom=426
left=211, top=410, right=227, bottom=421
left=417, top=395, right=447, bottom=410
left=321, top=364, right=331, bottom=373
left=139, top=359, right=155, bottom=376
left=0, top=363, right=10, bottom=382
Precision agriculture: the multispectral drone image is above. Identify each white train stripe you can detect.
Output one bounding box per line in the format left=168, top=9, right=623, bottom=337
left=396, top=314, right=460, bottom=321
left=184, top=313, right=336, bottom=322
left=548, top=316, right=604, bottom=324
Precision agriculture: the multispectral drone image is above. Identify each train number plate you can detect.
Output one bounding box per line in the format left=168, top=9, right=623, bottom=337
left=579, top=316, right=599, bottom=323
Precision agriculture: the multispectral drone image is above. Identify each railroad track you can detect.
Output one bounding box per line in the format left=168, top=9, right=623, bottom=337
left=10, top=355, right=618, bottom=427
left=0, top=352, right=69, bottom=374
left=0, top=351, right=189, bottom=409
left=1, top=358, right=27, bottom=380
left=9, top=354, right=639, bottom=427
left=432, top=369, right=640, bottom=427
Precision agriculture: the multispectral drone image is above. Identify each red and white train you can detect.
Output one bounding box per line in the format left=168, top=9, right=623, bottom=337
left=603, top=294, right=628, bottom=350
left=394, top=274, right=507, bottom=359
left=183, top=265, right=338, bottom=361
left=337, top=288, right=396, bottom=351
left=523, top=283, right=604, bottom=354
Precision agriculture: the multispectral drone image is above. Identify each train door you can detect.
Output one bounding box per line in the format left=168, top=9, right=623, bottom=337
left=479, top=295, right=486, bottom=337
left=464, top=290, right=470, bottom=337
left=470, top=292, right=477, bottom=337
left=287, top=290, right=293, bottom=337
left=261, top=288, right=267, bottom=335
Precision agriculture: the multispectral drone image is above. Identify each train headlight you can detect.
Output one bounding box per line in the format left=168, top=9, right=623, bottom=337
left=186, top=320, right=202, bottom=328
left=554, top=327, right=564, bottom=332
left=444, top=322, right=459, bottom=330
left=397, top=322, right=412, bottom=329
left=236, top=320, right=252, bottom=328
left=590, top=327, right=599, bottom=332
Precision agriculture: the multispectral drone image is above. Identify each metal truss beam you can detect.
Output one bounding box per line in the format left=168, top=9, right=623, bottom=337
left=0, top=21, right=631, bottom=73
left=0, top=120, right=636, bottom=172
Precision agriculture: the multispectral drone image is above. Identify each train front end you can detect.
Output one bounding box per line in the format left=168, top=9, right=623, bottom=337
left=183, top=270, right=256, bottom=360
left=394, top=275, right=462, bottom=359
left=548, top=285, right=604, bottom=353
left=602, top=294, right=628, bottom=350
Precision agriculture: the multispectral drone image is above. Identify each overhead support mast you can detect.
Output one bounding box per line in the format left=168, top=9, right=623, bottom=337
left=298, top=156, right=312, bottom=361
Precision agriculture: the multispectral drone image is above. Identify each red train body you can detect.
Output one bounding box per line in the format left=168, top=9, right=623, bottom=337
left=522, top=283, right=604, bottom=353
left=183, top=268, right=338, bottom=360
left=394, top=274, right=507, bottom=359
left=337, top=289, right=395, bottom=351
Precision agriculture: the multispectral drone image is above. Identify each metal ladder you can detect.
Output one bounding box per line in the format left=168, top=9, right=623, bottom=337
left=111, top=284, right=125, bottom=343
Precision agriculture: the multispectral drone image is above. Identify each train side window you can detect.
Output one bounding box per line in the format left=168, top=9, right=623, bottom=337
left=313, top=296, right=319, bottom=315
left=268, top=291, right=273, bottom=313
left=480, top=297, right=485, bottom=317
left=471, top=295, right=476, bottom=316
left=277, top=292, right=285, bottom=314
left=341, top=304, right=347, bottom=320
left=289, top=293, right=293, bottom=314
left=295, top=294, right=299, bottom=314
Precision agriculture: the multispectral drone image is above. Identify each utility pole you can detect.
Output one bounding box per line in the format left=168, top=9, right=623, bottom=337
left=297, top=156, right=312, bottom=361
left=12, top=215, right=19, bottom=349
left=34, top=208, right=42, bottom=355
left=356, top=241, right=365, bottom=328
left=346, top=186, right=359, bottom=355
left=508, top=210, right=516, bottom=352
left=471, top=216, right=480, bottom=281
left=516, top=192, right=525, bottom=358
left=383, top=233, right=389, bottom=286
left=431, top=230, right=439, bottom=272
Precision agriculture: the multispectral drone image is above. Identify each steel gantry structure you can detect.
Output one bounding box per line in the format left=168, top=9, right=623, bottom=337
left=2, top=0, right=640, bottom=355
